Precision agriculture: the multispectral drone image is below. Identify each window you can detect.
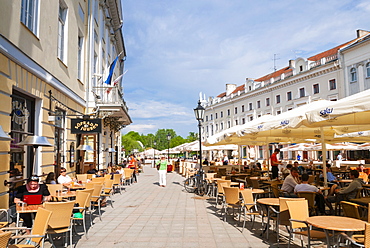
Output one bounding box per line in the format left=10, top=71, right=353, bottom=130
left=329, top=79, right=336, bottom=90
left=206, top=126, right=208, bottom=133
left=58, top=2, right=68, bottom=62
left=241, top=105, right=245, bottom=112
left=234, top=107, right=237, bottom=114
left=227, top=121, right=230, bottom=128
left=248, top=103, right=252, bottom=110
left=21, top=0, right=39, bottom=34
left=242, top=118, right=245, bottom=124
left=220, top=111, right=223, bottom=118
left=249, top=116, right=253, bottom=121
left=205, top=116, right=208, bottom=121
left=227, top=109, right=230, bottom=116
left=287, top=91, right=292, bottom=101
left=313, top=84, right=319, bottom=94
left=299, top=88, right=305, bottom=98
left=257, top=100, right=261, bottom=108
left=350, top=67, right=357, bottom=82
left=266, top=98, right=270, bottom=106
left=215, top=113, right=218, bottom=119
left=220, top=123, right=223, bottom=130
left=299, top=65, right=303, bottom=71
left=215, top=124, right=218, bottom=131
left=77, top=35, right=83, bottom=80
left=277, top=110, right=281, bottom=115
left=276, top=95, right=280, bottom=104
left=366, top=62, right=370, bottom=78
left=235, top=120, right=238, bottom=125
left=210, top=114, right=213, bottom=120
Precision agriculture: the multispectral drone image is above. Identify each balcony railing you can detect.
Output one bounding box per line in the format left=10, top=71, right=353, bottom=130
left=92, top=85, right=128, bottom=113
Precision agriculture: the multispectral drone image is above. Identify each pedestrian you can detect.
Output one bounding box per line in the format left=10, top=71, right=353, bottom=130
left=156, top=156, right=168, bottom=187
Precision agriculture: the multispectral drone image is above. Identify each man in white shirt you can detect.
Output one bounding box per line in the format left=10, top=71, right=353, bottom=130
left=295, top=173, right=326, bottom=214
left=281, top=167, right=300, bottom=196
left=57, top=167, right=72, bottom=187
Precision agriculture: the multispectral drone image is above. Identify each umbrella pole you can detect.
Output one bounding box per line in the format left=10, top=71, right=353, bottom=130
left=320, top=127, right=328, bottom=189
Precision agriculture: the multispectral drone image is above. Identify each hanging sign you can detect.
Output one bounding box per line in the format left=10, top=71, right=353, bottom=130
left=71, top=118, right=102, bottom=133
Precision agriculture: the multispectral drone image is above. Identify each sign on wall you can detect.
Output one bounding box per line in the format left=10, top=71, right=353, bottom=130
left=71, top=118, right=102, bottom=134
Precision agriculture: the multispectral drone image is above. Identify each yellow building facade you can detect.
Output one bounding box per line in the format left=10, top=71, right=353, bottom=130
left=0, top=0, right=131, bottom=208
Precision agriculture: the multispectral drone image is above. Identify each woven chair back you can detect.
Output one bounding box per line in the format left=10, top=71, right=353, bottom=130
left=217, top=180, right=230, bottom=194
left=341, top=201, right=361, bottom=220
left=286, top=199, right=309, bottom=229
left=113, top=174, right=121, bottom=184
left=240, top=189, right=254, bottom=211
left=0, top=231, right=11, bottom=248
left=91, top=177, right=105, bottom=184
left=223, top=186, right=240, bottom=205
left=279, top=197, right=306, bottom=227
left=75, top=191, right=90, bottom=214
left=43, top=201, right=75, bottom=229
left=91, top=184, right=104, bottom=202
left=76, top=174, right=88, bottom=182
left=30, top=207, right=53, bottom=244
left=46, top=184, right=63, bottom=195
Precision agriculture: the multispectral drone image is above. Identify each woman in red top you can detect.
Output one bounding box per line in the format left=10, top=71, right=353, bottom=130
left=128, top=154, right=138, bottom=183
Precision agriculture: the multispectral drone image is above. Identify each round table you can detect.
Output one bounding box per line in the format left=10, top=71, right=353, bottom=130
left=257, top=198, right=279, bottom=206
left=306, top=216, right=365, bottom=232
left=306, top=216, right=366, bottom=248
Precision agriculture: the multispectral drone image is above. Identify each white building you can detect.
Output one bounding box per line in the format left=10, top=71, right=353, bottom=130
left=202, top=30, right=370, bottom=162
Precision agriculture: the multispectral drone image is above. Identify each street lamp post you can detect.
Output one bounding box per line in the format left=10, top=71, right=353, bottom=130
left=167, top=133, right=171, bottom=162
left=153, top=141, right=157, bottom=168
left=194, top=100, right=205, bottom=172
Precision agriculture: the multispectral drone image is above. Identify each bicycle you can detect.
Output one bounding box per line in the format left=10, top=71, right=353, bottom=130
left=183, top=168, right=208, bottom=196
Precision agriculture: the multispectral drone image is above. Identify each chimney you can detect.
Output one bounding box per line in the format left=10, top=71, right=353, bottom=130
left=226, top=84, right=237, bottom=96
left=357, top=29, right=370, bottom=38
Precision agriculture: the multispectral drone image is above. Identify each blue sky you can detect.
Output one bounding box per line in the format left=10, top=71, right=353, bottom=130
left=120, top=0, right=370, bottom=138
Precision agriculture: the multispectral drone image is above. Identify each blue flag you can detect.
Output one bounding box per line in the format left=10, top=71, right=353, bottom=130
left=104, top=55, right=119, bottom=85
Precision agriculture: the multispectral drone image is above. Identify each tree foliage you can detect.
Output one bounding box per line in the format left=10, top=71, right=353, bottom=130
left=121, top=129, right=197, bottom=154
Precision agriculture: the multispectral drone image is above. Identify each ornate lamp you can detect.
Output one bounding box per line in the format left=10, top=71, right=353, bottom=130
left=194, top=100, right=205, bottom=171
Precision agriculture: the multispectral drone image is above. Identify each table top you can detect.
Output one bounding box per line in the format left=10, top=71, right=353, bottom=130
left=257, top=198, right=279, bottom=206
left=263, top=180, right=283, bottom=185
left=16, top=204, right=43, bottom=213
left=250, top=176, right=269, bottom=180
left=70, top=184, right=86, bottom=190
left=339, top=179, right=353, bottom=183
left=306, top=216, right=366, bottom=232
left=50, top=191, right=76, bottom=198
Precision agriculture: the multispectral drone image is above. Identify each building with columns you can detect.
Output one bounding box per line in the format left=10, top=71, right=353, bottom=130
left=202, top=29, right=370, bottom=162
left=0, top=0, right=131, bottom=208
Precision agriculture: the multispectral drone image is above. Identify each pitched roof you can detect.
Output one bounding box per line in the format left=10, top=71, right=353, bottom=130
left=254, top=66, right=292, bottom=82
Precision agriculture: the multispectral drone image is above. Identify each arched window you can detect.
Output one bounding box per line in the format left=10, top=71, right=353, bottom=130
left=366, top=62, right=370, bottom=78
left=350, top=67, right=357, bottom=82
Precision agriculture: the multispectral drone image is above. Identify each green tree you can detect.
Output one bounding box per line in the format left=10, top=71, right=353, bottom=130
left=186, top=132, right=198, bottom=142
left=121, top=134, right=142, bottom=154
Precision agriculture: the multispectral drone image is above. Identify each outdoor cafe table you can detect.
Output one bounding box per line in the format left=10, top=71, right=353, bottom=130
left=306, top=216, right=366, bottom=248
left=15, top=204, right=43, bottom=227
left=50, top=190, right=76, bottom=200
left=256, top=198, right=280, bottom=239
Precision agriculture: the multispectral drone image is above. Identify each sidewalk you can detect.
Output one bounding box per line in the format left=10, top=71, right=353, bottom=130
left=71, top=165, right=273, bottom=248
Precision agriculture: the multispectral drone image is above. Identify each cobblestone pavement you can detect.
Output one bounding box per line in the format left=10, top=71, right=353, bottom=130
left=46, top=164, right=322, bottom=248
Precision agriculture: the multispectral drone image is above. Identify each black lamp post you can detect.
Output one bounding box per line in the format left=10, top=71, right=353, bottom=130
left=153, top=141, right=157, bottom=167
left=194, top=100, right=205, bottom=172
left=167, top=133, right=171, bottom=162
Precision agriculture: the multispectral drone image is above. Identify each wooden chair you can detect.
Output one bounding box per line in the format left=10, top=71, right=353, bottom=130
left=334, top=187, right=363, bottom=215
left=101, top=179, right=114, bottom=208
left=5, top=208, right=52, bottom=248
left=123, top=168, right=133, bottom=185
left=0, top=231, right=11, bottom=248
left=286, top=200, right=327, bottom=247
left=240, top=189, right=259, bottom=232
left=216, top=180, right=231, bottom=207
left=337, top=222, right=370, bottom=247
left=112, top=173, right=122, bottom=194
left=46, top=184, right=63, bottom=201
left=43, top=201, right=75, bottom=247
left=268, top=197, right=306, bottom=245
left=341, top=201, right=367, bottom=221
left=296, top=191, right=318, bottom=216
left=90, top=184, right=104, bottom=221
left=76, top=174, right=88, bottom=183
left=91, top=177, right=105, bottom=185
left=0, top=210, right=9, bottom=228
left=86, top=174, right=93, bottom=180
left=221, top=186, right=242, bottom=223
left=72, top=191, right=90, bottom=237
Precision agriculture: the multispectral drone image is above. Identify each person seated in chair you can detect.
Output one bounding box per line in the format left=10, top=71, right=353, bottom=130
left=294, top=173, right=326, bottom=214
left=281, top=167, right=300, bottom=197
left=325, top=170, right=364, bottom=213
left=358, top=164, right=368, bottom=184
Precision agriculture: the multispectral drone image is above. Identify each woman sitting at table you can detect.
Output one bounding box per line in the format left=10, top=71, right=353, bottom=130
left=14, top=175, right=51, bottom=234
left=45, top=172, right=56, bottom=184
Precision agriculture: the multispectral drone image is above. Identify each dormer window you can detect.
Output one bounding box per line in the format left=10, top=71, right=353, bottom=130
left=300, top=65, right=303, bottom=71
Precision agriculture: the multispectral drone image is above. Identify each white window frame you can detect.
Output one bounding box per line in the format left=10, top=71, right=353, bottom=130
left=350, top=67, right=357, bottom=82
left=366, top=62, right=370, bottom=78
left=77, top=35, right=84, bottom=80
left=58, top=1, right=68, bottom=62
left=21, top=0, right=39, bottom=35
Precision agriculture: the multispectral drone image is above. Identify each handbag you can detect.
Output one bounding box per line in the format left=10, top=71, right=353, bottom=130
left=156, top=164, right=160, bottom=170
